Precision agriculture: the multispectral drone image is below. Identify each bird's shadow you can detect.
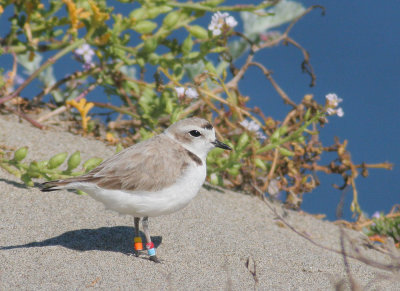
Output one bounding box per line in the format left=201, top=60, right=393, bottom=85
left=0, top=226, right=162, bottom=255
left=0, top=178, right=29, bottom=189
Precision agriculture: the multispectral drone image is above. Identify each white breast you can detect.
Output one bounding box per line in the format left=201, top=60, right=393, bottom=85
left=74, top=163, right=206, bottom=217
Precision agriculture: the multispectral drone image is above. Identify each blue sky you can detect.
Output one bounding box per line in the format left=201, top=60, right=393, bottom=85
left=1, top=1, right=398, bottom=220
left=237, top=0, right=400, bottom=219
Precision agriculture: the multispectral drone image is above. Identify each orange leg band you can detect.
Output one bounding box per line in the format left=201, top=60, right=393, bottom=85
left=134, top=237, right=143, bottom=251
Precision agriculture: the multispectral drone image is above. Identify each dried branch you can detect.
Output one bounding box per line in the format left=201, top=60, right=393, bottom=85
left=38, top=81, right=100, bottom=123
left=256, top=190, right=400, bottom=272
left=33, top=67, right=101, bottom=104
left=285, top=37, right=316, bottom=87
left=248, top=61, right=297, bottom=107
left=2, top=104, right=44, bottom=129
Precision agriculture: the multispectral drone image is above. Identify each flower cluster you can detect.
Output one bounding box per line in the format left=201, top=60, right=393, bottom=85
left=240, top=119, right=266, bottom=140
left=325, top=93, right=344, bottom=117
left=175, top=87, right=199, bottom=99
left=208, top=12, right=238, bottom=36
left=74, top=44, right=95, bottom=70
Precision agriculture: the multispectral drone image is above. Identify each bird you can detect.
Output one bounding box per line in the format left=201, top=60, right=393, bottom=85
left=40, top=117, right=231, bottom=262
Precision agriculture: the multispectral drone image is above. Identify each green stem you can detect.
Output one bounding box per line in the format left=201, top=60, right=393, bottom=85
left=0, top=162, right=21, bottom=178
left=166, top=1, right=273, bottom=12
left=256, top=113, right=323, bottom=154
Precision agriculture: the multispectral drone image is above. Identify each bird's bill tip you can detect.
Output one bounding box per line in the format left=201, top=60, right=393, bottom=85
left=212, top=140, right=232, bottom=150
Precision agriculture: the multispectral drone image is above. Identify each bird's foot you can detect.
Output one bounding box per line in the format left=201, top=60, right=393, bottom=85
left=146, top=242, right=161, bottom=263
left=149, top=255, right=161, bottom=263
left=133, top=249, right=146, bottom=257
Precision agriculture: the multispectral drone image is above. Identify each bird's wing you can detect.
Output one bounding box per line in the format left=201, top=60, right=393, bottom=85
left=80, top=134, right=193, bottom=192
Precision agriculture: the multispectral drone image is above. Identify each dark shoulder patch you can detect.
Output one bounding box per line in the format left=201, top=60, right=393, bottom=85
left=185, top=149, right=203, bottom=166
left=202, top=122, right=213, bottom=130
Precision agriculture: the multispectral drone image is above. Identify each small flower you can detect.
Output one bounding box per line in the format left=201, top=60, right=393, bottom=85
left=174, top=86, right=199, bottom=99
left=185, top=87, right=199, bottom=99
left=372, top=211, right=381, bottom=219
left=208, top=11, right=238, bottom=36
left=336, top=107, right=344, bottom=117
left=74, top=44, right=95, bottom=68
left=256, top=131, right=267, bottom=140
left=240, top=119, right=260, bottom=132
left=326, top=93, right=343, bottom=108
left=12, top=73, right=25, bottom=86
left=175, top=87, right=185, bottom=98
left=326, top=107, right=344, bottom=117
left=325, top=93, right=344, bottom=117
left=225, top=15, right=238, bottom=28
left=326, top=108, right=336, bottom=116
left=240, top=119, right=266, bottom=140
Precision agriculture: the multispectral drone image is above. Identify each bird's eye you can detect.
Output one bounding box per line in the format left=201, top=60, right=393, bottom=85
left=189, top=130, right=201, bottom=137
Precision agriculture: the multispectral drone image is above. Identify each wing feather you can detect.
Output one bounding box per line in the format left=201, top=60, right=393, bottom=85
left=83, top=134, right=189, bottom=192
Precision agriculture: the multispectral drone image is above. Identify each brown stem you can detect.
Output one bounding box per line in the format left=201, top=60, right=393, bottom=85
left=225, top=53, right=254, bottom=89
left=356, top=162, right=393, bottom=171
left=2, top=104, right=44, bottom=129
left=262, top=148, right=280, bottom=192
left=33, top=67, right=101, bottom=104
left=225, top=5, right=324, bottom=96
left=248, top=61, right=297, bottom=107
left=285, top=37, right=316, bottom=87
left=91, top=102, right=139, bottom=118
left=38, top=80, right=100, bottom=123
left=257, top=192, right=400, bottom=272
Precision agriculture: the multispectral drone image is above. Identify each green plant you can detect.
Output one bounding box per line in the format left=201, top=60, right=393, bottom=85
left=0, top=0, right=393, bottom=218
left=0, top=146, right=102, bottom=188
left=367, top=211, right=400, bottom=246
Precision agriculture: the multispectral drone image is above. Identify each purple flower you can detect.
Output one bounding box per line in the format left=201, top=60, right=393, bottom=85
left=74, top=44, right=95, bottom=68
left=372, top=211, right=381, bottom=219
left=240, top=119, right=266, bottom=140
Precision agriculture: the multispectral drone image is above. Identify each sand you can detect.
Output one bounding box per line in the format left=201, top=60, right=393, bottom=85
left=1, top=114, right=399, bottom=290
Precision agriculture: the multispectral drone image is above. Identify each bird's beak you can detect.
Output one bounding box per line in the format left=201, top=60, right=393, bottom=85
left=212, top=140, right=232, bottom=150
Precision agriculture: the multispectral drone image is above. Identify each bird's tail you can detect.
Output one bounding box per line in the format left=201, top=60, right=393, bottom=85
left=39, top=175, right=93, bottom=192
left=40, top=180, right=72, bottom=192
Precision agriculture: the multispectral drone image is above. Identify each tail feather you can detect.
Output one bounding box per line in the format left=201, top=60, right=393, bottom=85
left=40, top=176, right=92, bottom=192
left=40, top=180, right=72, bottom=192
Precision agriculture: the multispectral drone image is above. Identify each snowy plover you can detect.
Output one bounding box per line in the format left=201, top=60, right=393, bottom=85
left=40, top=117, right=231, bottom=262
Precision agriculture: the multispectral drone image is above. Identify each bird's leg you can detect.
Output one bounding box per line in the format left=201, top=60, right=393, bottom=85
left=142, top=216, right=160, bottom=263
left=133, top=217, right=143, bottom=256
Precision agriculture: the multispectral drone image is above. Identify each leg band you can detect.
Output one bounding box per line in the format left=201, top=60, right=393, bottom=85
left=134, top=237, right=143, bottom=251
left=146, top=242, right=156, bottom=256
